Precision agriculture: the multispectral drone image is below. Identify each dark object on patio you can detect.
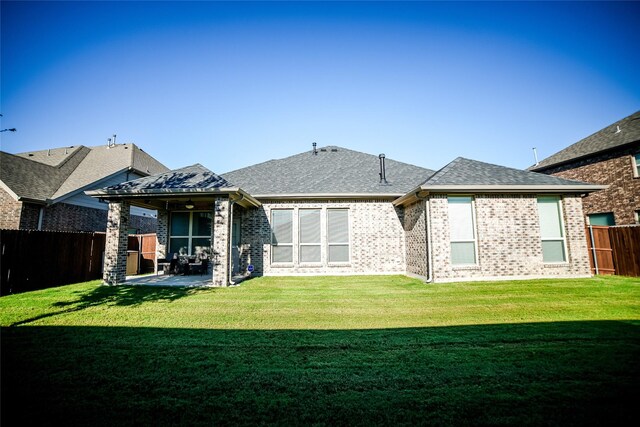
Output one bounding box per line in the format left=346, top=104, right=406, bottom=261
left=189, top=257, right=209, bottom=276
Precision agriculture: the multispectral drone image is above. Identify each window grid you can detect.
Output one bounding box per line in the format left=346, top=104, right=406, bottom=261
left=447, top=196, right=478, bottom=266
left=169, top=211, right=212, bottom=256
left=537, top=196, right=568, bottom=263
left=299, top=209, right=321, bottom=264
left=271, top=209, right=294, bottom=263
left=327, top=208, right=350, bottom=263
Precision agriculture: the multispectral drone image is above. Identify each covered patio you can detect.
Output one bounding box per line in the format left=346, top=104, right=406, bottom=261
left=87, top=164, right=260, bottom=287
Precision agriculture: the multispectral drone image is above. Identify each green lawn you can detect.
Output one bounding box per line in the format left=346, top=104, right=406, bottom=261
left=2, top=275, right=639, bottom=425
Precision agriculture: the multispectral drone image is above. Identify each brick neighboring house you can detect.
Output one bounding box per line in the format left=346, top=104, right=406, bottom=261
left=88, top=145, right=603, bottom=286
left=530, top=111, right=640, bottom=225
left=0, top=143, right=169, bottom=233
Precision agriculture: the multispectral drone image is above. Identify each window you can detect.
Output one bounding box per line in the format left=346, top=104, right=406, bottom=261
left=633, top=153, right=640, bottom=178
left=448, top=196, right=477, bottom=265
left=327, top=209, right=349, bottom=263
left=169, top=211, right=212, bottom=256
left=588, top=212, right=615, bottom=226
left=299, top=209, right=321, bottom=263
left=635, top=210, right=640, bottom=224
left=537, top=196, right=567, bottom=263
left=271, top=210, right=293, bottom=263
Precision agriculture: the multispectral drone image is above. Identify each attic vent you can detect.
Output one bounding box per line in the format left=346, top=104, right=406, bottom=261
left=330, top=148, right=338, bottom=152
left=320, top=148, right=327, bottom=152
left=28, top=153, right=34, bottom=157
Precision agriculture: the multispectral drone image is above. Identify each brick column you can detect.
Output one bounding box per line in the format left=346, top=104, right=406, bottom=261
left=212, top=197, right=230, bottom=286
left=156, top=209, right=169, bottom=260
left=103, top=201, right=130, bottom=285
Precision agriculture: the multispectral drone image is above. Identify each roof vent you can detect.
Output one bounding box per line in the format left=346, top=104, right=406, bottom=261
left=28, top=153, right=34, bottom=157
left=107, top=134, right=117, bottom=148
left=615, top=125, right=621, bottom=134
left=320, top=148, right=327, bottom=152
left=312, top=142, right=318, bottom=155
left=379, top=153, right=388, bottom=184
left=330, top=148, right=338, bottom=152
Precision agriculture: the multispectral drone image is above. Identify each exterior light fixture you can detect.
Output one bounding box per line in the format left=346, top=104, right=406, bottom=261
left=185, top=199, right=195, bottom=210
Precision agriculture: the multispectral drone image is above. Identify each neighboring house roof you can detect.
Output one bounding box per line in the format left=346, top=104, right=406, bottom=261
left=0, top=143, right=169, bottom=204
left=221, top=145, right=435, bottom=197
left=394, top=157, right=606, bottom=206
left=87, top=164, right=260, bottom=208
left=530, top=110, right=640, bottom=171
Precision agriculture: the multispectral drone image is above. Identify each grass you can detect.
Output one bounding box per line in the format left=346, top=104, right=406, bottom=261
left=1, top=275, right=639, bottom=425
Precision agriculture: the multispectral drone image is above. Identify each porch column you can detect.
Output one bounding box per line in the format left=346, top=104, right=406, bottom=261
left=103, top=200, right=130, bottom=285
left=156, top=209, right=169, bottom=260
left=212, top=196, right=230, bottom=286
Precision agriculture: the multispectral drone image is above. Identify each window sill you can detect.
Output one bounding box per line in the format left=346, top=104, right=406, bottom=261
left=543, top=262, right=569, bottom=268
left=270, top=263, right=295, bottom=268
left=328, top=263, right=351, bottom=267
left=452, top=265, right=480, bottom=271
left=299, top=263, right=323, bottom=268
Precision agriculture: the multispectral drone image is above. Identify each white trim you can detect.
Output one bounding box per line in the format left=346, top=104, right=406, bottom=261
left=270, top=208, right=294, bottom=264
left=168, top=210, right=212, bottom=256
left=447, top=196, right=479, bottom=267
left=254, top=193, right=401, bottom=200
left=0, top=180, right=22, bottom=201
left=537, top=196, right=568, bottom=264
left=632, top=153, right=640, bottom=178
left=422, top=184, right=607, bottom=193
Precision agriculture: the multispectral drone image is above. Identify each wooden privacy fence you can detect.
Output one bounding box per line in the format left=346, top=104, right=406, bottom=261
left=1, top=230, right=106, bottom=295
left=586, top=225, right=640, bottom=277
left=127, top=233, right=157, bottom=275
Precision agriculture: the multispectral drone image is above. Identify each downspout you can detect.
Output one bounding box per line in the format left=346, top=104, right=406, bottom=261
left=37, top=207, right=44, bottom=230
left=588, top=225, right=599, bottom=275
left=415, top=192, right=433, bottom=283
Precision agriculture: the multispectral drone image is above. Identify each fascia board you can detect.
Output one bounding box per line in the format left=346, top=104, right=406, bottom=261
left=420, top=184, right=608, bottom=193
left=53, top=168, right=130, bottom=204
left=252, top=193, right=402, bottom=200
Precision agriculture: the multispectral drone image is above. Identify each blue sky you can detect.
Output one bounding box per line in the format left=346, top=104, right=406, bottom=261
left=1, top=1, right=639, bottom=173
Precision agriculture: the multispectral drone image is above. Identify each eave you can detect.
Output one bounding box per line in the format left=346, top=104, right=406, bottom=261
left=393, top=184, right=607, bottom=206
left=86, top=187, right=261, bottom=209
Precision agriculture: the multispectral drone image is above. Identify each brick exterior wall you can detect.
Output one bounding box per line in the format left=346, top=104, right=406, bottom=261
left=212, top=197, right=230, bottom=286
left=0, top=186, right=157, bottom=233
left=428, top=194, right=591, bottom=282
left=103, top=201, right=130, bottom=285
left=537, top=143, right=640, bottom=225
left=0, top=188, right=36, bottom=229
left=241, top=199, right=406, bottom=276
left=156, top=209, right=169, bottom=260
left=403, top=200, right=427, bottom=277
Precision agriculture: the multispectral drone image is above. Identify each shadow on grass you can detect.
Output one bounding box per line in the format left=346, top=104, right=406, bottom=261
left=9, top=285, right=212, bottom=327
left=2, top=320, right=639, bottom=426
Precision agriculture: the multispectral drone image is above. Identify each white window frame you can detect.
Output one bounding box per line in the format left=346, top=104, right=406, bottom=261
left=271, top=209, right=294, bottom=264
left=327, top=208, right=350, bottom=264
left=169, top=210, right=212, bottom=256
left=537, top=196, right=568, bottom=264
left=633, top=153, right=640, bottom=178
left=447, top=195, right=478, bottom=266
left=298, top=208, right=322, bottom=264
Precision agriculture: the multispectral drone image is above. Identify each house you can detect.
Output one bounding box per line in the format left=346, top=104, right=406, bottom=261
left=529, top=111, right=640, bottom=225
left=0, top=143, right=169, bottom=233
left=88, top=145, right=604, bottom=286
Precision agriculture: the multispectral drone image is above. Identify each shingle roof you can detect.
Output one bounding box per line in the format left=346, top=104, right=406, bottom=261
left=530, top=110, right=640, bottom=171
left=221, top=146, right=435, bottom=196
left=99, top=164, right=233, bottom=193
left=423, top=157, right=592, bottom=187
left=1, top=143, right=169, bottom=202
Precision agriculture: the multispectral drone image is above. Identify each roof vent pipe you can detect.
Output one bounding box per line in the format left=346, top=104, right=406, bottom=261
left=533, top=147, right=539, bottom=166
left=379, top=153, right=388, bottom=184
left=312, top=142, right=317, bottom=155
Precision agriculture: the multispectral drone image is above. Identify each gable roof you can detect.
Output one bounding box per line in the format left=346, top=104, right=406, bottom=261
left=530, top=110, right=640, bottom=171
left=394, top=157, right=605, bottom=206
left=221, top=145, right=435, bottom=197
left=1, top=143, right=169, bottom=203
left=86, top=163, right=260, bottom=208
